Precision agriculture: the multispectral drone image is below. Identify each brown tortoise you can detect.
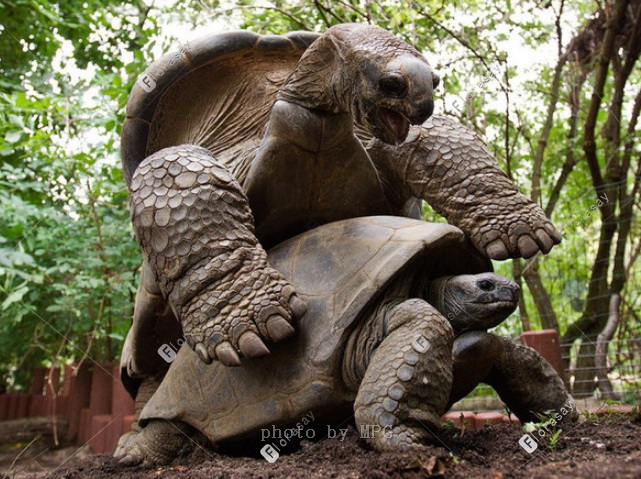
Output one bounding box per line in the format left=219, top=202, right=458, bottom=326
left=118, top=23, right=568, bottom=463
left=121, top=23, right=562, bottom=381
left=115, top=217, right=575, bottom=465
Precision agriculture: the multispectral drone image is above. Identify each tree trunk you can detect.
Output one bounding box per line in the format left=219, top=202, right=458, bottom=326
left=564, top=0, right=635, bottom=397
left=596, top=294, right=621, bottom=399
left=522, top=258, right=559, bottom=330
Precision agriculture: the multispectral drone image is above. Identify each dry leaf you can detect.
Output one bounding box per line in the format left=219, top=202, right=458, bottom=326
left=403, top=455, right=446, bottom=477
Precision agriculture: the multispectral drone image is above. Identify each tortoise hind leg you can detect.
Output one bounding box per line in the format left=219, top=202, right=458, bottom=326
left=483, top=336, right=578, bottom=424
left=354, top=299, right=454, bottom=450
left=114, top=378, right=159, bottom=461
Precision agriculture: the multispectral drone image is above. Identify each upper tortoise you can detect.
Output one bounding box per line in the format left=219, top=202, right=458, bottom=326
left=121, top=23, right=562, bottom=382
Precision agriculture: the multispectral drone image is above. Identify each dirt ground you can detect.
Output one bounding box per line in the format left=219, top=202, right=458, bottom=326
left=1, top=412, right=640, bottom=479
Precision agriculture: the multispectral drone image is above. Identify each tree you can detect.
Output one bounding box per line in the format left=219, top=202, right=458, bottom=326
left=0, top=0, right=161, bottom=387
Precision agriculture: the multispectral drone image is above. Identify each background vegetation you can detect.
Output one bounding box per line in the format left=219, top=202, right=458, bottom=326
left=1, top=0, right=639, bottom=398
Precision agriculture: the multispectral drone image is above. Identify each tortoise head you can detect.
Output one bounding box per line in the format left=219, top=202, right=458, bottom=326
left=278, top=24, right=439, bottom=145
left=357, top=53, right=439, bottom=145
left=329, top=24, right=439, bottom=144
left=427, top=273, right=520, bottom=334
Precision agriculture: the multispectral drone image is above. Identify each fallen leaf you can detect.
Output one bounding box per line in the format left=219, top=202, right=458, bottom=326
left=403, top=455, right=446, bottom=477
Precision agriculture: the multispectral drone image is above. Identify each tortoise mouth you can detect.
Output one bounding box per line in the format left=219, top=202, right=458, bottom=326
left=456, top=300, right=518, bottom=331
left=470, top=300, right=518, bottom=308
left=466, top=299, right=519, bottom=319
left=376, top=107, right=410, bottom=145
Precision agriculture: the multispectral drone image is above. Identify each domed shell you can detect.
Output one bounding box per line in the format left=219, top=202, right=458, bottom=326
left=268, top=215, right=491, bottom=366
left=139, top=216, right=491, bottom=443
left=121, top=30, right=320, bottom=187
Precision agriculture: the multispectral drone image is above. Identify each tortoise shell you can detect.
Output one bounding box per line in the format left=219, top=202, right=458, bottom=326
left=121, top=30, right=320, bottom=187
left=139, top=216, right=491, bottom=442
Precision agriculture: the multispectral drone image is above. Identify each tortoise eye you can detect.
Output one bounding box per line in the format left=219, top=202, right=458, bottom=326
left=379, top=73, right=408, bottom=98
left=478, top=279, right=495, bottom=291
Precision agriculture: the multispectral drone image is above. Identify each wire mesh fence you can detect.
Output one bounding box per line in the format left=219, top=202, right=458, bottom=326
left=563, top=337, right=641, bottom=401
left=450, top=337, right=641, bottom=411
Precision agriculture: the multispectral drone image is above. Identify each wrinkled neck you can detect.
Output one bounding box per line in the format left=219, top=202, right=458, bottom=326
left=277, top=33, right=352, bottom=114
left=427, top=277, right=451, bottom=317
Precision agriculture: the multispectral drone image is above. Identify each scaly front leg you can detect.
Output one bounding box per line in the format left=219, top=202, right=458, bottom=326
left=130, top=145, right=307, bottom=366
left=368, top=114, right=562, bottom=259
left=354, top=299, right=453, bottom=450
left=483, top=337, right=578, bottom=424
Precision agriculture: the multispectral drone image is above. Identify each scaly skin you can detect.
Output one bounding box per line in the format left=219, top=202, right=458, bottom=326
left=115, top=419, right=201, bottom=467
left=129, top=144, right=307, bottom=365
left=114, top=273, right=575, bottom=464
left=368, top=115, right=562, bottom=260
left=484, top=337, right=578, bottom=424
left=354, top=299, right=454, bottom=450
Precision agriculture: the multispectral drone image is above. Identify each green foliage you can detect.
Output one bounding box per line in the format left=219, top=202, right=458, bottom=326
left=580, top=409, right=599, bottom=424
left=0, top=0, right=157, bottom=389
left=0, top=0, right=156, bottom=85
left=1, top=0, right=639, bottom=394
left=524, top=410, right=565, bottom=449
left=547, top=428, right=562, bottom=451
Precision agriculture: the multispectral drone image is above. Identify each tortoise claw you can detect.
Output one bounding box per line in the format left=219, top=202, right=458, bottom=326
left=534, top=228, right=554, bottom=254
left=486, top=239, right=509, bottom=260
left=215, top=342, right=242, bottom=367
left=517, top=235, right=539, bottom=259
left=195, top=343, right=212, bottom=364
left=118, top=455, right=142, bottom=467
left=238, top=331, right=270, bottom=358
left=547, top=224, right=563, bottom=244
left=289, top=295, right=308, bottom=319
left=257, top=304, right=291, bottom=326
left=266, top=315, right=296, bottom=342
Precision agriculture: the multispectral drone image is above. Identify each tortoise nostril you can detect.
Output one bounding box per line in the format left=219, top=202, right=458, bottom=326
left=379, top=73, right=408, bottom=98
left=512, top=283, right=521, bottom=300
left=478, top=279, right=495, bottom=291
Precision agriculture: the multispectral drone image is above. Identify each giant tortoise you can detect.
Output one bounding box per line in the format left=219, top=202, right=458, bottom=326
left=115, top=217, right=575, bottom=465
left=121, top=23, right=563, bottom=382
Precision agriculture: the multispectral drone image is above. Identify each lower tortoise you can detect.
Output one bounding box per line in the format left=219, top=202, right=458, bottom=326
left=115, top=217, right=575, bottom=465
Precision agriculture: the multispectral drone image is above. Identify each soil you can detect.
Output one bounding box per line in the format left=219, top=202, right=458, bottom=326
left=1, top=412, right=640, bottom=479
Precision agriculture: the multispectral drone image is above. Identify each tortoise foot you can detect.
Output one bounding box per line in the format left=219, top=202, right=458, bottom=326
left=114, top=430, right=138, bottom=461
left=182, top=249, right=307, bottom=366
left=461, top=199, right=562, bottom=260
left=114, top=420, right=198, bottom=467
left=484, top=337, right=578, bottom=425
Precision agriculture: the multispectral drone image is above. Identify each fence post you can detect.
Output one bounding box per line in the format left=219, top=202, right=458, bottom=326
left=66, top=363, right=92, bottom=441
left=520, top=329, right=566, bottom=382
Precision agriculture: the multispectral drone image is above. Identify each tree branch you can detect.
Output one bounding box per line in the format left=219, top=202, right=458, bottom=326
left=582, top=0, right=631, bottom=195
left=531, top=0, right=567, bottom=205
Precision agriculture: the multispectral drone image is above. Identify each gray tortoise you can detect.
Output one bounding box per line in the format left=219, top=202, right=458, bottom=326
left=116, top=217, right=575, bottom=465
left=121, top=23, right=563, bottom=384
